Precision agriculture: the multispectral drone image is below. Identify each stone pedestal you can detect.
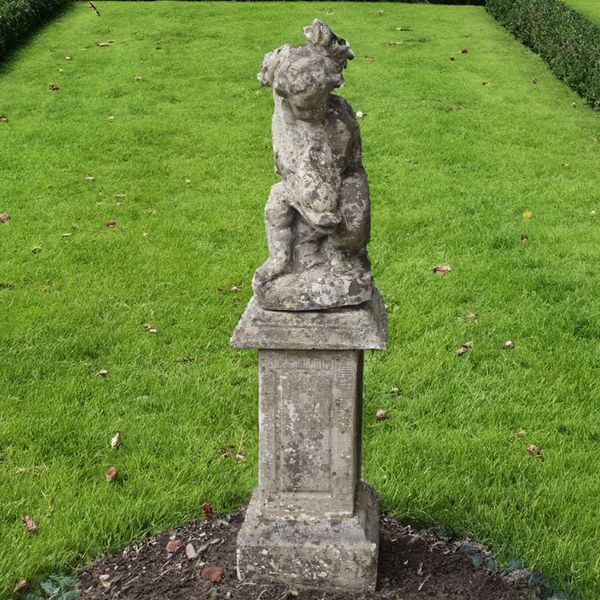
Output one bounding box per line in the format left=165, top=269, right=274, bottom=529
left=230, top=289, right=387, bottom=591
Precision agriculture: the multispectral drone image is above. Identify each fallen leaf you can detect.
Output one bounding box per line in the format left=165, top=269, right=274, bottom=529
left=514, top=428, right=526, bottom=438
left=364, top=55, right=375, bottom=62
left=459, top=48, right=468, bottom=54
left=523, top=210, right=532, bottom=221
left=166, top=539, right=182, bottom=553
left=375, top=409, right=387, bottom=421
left=13, top=580, right=28, bottom=593
left=105, top=465, right=117, bottom=482
left=185, top=542, right=198, bottom=559
left=144, top=324, right=158, bottom=334
left=58, top=68, right=64, bottom=73
left=230, top=284, right=241, bottom=292
left=22, top=515, right=37, bottom=533
left=84, top=175, right=95, bottom=182
left=202, top=502, right=215, bottom=521
left=355, top=111, right=364, bottom=118
left=111, top=432, right=121, bottom=450
left=433, top=264, right=451, bottom=275
left=96, top=42, right=112, bottom=47
left=521, top=234, right=529, bottom=244
left=49, top=83, right=60, bottom=91
left=504, top=340, right=515, bottom=349
left=0, top=115, right=8, bottom=122
left=235, top=452, right=246, bottom=462
left=390, top=386, right=401, bottom=396
left=466, top=313, right=479, bottom=322
left=457, top=341, right=473, bottom=356
left=96, top=368, right=108, bottom=377
left=108, top=115, right=115, bottom=123
left=0, top=212, right=11, bottom=223
left=184, top=178, right=192, bottom=184
left=591, top=209, right=597, bottom=217
left=104, top=220, right=117, bottom=228
left=65, top=56, right=72, bottom=60
left=220, top=447, right=233, bottom=459
left=377, top=9, right=384, bottom=15
left=527, top=444, right=544, bottom=460
left=134, top=74, right=143, bottom=82
left=31, top=247, right=42, bottom=254
left=201, top=566, right=224, bottom=583
left=532, top=79, right=539, bottom=85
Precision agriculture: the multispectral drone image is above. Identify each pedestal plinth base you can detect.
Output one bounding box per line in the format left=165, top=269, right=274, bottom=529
left=237, top=481, right=380, bottom=592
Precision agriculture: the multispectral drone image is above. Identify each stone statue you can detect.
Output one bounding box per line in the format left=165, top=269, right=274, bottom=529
left=253, top=20, right=374, bottom=311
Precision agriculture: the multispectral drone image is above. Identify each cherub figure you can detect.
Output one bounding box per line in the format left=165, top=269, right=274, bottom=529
left=253, top=20, right=373, bottom=311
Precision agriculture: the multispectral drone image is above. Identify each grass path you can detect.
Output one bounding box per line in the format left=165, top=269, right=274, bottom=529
left=564, top=0, right=600, bottom=24
left=1, top=2, right=600, bottom=597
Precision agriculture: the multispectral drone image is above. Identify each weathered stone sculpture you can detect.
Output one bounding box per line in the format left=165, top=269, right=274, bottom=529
left=231, top=20, right=387, bottom=592
left=253, top=19, right=373, bottom=311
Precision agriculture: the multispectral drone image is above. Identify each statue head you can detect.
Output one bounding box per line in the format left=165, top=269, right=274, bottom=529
left=258, top=20, right=354, bottom=121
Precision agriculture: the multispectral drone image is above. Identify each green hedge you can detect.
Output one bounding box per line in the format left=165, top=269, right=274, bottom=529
left=487, top=0, right=600, bottom=109
left=0, top=0, right=72, bottom=59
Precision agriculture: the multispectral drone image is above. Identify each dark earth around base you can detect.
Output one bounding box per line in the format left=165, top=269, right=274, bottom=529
left=76, top=509, right=548, bottom=600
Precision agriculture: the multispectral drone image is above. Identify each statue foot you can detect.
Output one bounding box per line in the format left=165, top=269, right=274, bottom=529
left=253, top=258, right=289, bottom=286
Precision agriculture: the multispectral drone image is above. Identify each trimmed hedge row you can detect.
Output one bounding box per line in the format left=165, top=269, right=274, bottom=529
left=487, top=0, right=600, bottom=109
left=0, top=0, right=72, bottom=59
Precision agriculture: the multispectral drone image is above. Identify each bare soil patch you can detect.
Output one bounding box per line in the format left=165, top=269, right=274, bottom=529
left=78, top=510, right=534, bottom=600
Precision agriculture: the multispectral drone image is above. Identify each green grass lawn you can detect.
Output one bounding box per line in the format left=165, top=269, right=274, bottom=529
left=564, top=0, right=600, bottom=24
left=2, top=1, right=600, bottom=598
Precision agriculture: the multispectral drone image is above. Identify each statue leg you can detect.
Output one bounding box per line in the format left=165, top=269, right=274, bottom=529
left=294, top=215, right=327, bottom=270
left=254, top=183, right=294, bottom=285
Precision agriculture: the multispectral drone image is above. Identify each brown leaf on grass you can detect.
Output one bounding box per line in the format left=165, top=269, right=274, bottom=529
left=0, top=115, right=8, bottom=122
left=390, top=386, right=401, bottom=396
left=0, top=212, right=10, bottom=223
left=202, top=503, right=215, bottom=521
left=31, top=247, right=42, bottom=254
left=220, top=447, right=233, bottom=459
left=459, top=48, right=468, bottom=54
left=96, top=368, right=108, bottom=377
left=96, top=42, right=112, bottom=47
left=375, top=409, right=387, bottom=421
left=457, top=341, right=473, bottom=356
left=105, top=465, right=117, bottom=482
left=104, top=220, right=117, bottom=229
left=235, top=452, right=246, bottom=462
left=201, top=566, right=224, bottom=583
left=466, top=313, right=479, bottom=322
left=514, top=428, right=526, bottom=438
left=230, top=284, right=241, bottom=292
left=504, top=340, right=515, bottom=349
left=111, top=432, right=121, bottom=450
left=108, top=115, right=115, bottom=123
left=84, top=175, right=95, bottom=182
left=523, top=210, right=532, bottom=221
left=433, top=265, right=452, bottom=275
left=13, top=580, right=28, bottom=593
left=22, top=515, right=37, bottom=533
left=364, top=55, right=375, bottom=62
left=134, top=74, right=143, bottom=82
left=527, top=444, right=544, bottom=460
left=144, top=324, right=158, bottom=334
left=166, top=539, right=182, bottom=553
left=49, top=83, right=60, bottom=91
